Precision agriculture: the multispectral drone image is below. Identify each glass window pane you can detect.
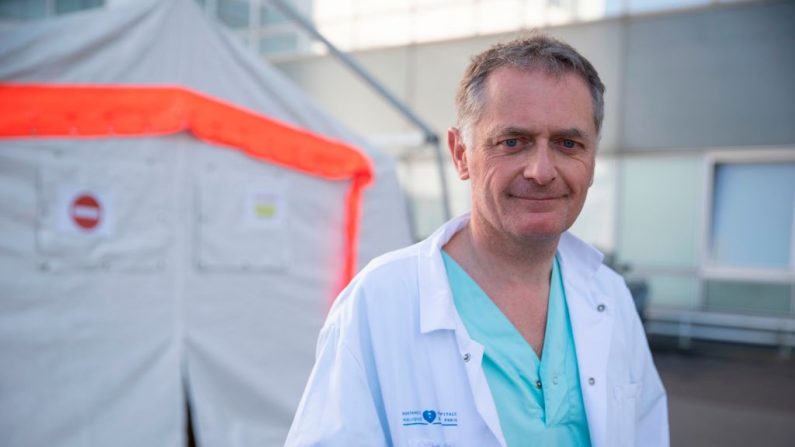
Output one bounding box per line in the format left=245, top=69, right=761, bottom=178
left=314, top=0, right=353, bottom=22
left=570, top=157, right=616, bottom=252
left=710, top=162, right=795, bottom=269
left=645, top=274, right=700, bottom=309
left=523, top=0, right=546, bottom=28
left=628, top=0, right=709, bottom=15
left=218, top=0, right=249, bottom=29
left=260, top=33, right=299, bottom=55
left=705, top=280, right=791, bottom=315
left=603, top=0, right=624, bottom=17
left=353, top=0, right=410, bottom=15
left=414, top=4, right=473, bottom=42
left=317, top=22, right=354, bottom=50
left=546, top=0, right=576, bottom=26
left=618, top=156, right=701, bottom=268
left=260, top=4, right=287, bottom=25
left=476, top=0, right=523, bottom=35
left=397, top=156, right=451, bottom=240
left=577, top=0, right=608, bottom=21
left=352, top=11, right=411, bottom=48
left=55, top=0, right=103, bottom=14
left=0, top=0, right=47, bottom=19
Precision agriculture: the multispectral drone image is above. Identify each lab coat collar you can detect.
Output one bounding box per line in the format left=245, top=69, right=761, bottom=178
left=416, top=213, right=605, bottom=334
left=557, top=232, right=604, bottom=306
left=417, top=213, right=470, bottom=334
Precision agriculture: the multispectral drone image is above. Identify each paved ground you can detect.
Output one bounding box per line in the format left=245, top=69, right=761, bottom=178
left=650, top=338, right=795, bottom=446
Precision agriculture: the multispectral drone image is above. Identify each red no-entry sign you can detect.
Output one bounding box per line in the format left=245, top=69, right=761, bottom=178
left=70, top=193, right=102, bottom=230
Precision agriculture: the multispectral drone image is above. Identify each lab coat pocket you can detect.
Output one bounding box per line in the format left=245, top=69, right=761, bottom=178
left=613, top=382, right=641, bottom=447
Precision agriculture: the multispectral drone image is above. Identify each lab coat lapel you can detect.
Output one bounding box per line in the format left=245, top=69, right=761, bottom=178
left=418, top=214, right=470, bottom=334
left=558, top=233, right=612, bottom=447
left=458, top=336, right=507, bottom=447
left=417, top=214, right=508, bottom=446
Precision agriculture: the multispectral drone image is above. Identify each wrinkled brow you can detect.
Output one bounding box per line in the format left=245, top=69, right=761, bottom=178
left=552, top=127, right=589, bottom=140
left=494, top=126, right=535, bottom=138
left=494, top=126, right=591, bottom=140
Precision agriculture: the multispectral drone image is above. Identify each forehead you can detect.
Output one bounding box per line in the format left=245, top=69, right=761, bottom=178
left=478, top=67, right=596, bottom=136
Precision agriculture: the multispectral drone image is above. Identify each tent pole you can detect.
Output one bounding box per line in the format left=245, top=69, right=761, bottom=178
left=263, top=0, right=453, bottom=225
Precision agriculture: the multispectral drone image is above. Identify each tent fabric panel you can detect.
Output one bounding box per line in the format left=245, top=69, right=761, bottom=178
left=34, top=146, right=173, bottom=272
left=0, top=84, right=370, bottom=291
left=0, top=133, right=350, bottom=446
left=0, top=141, right=185, bottom=447
left=182, top=141, right=348, bottom=446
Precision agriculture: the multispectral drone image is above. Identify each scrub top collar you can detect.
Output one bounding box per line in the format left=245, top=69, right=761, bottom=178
left=417, top=213, right=604, bottom=335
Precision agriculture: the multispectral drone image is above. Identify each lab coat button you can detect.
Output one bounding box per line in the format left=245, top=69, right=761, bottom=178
left=597, top=303, right=606, bottom=312
left=588, top=377, right=596, bottom=386
left=463, top=353, right=471, bottom=362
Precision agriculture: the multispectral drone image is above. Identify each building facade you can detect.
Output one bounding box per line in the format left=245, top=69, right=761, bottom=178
left=4, top=0, right=794, bottom=350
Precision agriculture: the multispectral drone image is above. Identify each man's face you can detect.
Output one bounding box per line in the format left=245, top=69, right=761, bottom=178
left=449, top=67, right=597, bottom=243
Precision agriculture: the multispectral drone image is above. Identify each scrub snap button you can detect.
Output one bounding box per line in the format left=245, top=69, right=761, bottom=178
left=535, top=380, right=542, bottom=389
left=597, top=304, right=606, bottom=312
left=463, top=353, right=471, bottom=362
left=588, top=377, right=596, bottom=386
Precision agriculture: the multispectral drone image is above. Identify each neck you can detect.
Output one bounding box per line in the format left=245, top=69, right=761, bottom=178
left=446, top=214, right=560, bottom=288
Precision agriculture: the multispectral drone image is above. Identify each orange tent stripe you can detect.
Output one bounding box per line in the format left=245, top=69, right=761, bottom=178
left=0, top=83, right=372, bottom=295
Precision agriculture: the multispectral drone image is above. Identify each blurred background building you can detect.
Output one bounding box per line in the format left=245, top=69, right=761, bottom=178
left=225, top=0, right=795, bottom=355
left=11, top=0, right=788, bottom=353
left=2, top=0, right=794, bottom=444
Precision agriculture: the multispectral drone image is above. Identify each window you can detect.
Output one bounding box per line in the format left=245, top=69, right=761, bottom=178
left=0, top=0, right=103, bottom=20
left=54, top=0, right=102, bottom=14
left=0, top=0, right=47, bottom=19
left=218, top=0, right=249, bottom=29
left=615, top=155, right=702, bottom=309
left=709, top=161, right=795, bottom=269
left=703, top=151, right=795, bottom=316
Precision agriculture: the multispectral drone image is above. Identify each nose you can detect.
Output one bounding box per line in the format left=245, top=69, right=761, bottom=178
left=522, top=143, right=556, bottom=185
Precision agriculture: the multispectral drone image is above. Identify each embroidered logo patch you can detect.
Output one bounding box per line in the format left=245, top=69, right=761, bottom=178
left=422, top=410, right=437, bottom=424
left=402, top=409, right=458, bottom=427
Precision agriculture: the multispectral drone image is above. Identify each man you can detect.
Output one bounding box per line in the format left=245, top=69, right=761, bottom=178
left=286, top=35, right=668, bottom=447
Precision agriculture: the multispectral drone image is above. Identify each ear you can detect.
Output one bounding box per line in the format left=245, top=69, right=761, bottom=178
left=447, top=127, right=470, bottom=180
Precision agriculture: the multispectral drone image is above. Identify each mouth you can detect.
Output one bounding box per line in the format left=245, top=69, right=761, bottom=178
left=508, top=194, right=564, bottom=201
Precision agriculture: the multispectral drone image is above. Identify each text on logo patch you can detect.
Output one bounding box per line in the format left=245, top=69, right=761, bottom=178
left=401, top=409, right=458, bottom=427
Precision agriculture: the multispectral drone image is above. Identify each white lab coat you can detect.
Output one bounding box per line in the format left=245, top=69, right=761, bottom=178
left=286, top=214, right=668, bottom=447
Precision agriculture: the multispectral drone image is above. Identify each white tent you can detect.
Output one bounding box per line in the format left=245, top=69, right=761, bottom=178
left=0, top=1, right=412, bottom=445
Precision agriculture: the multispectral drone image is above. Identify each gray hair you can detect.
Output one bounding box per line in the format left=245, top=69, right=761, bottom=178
left=455, top=34, right=605, bottom=144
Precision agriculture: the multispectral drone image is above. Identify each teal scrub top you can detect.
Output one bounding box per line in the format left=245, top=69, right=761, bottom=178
left=441, top=251, right=591, bottom=447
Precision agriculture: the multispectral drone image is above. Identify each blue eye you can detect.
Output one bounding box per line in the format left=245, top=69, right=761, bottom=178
left=504, top=138, right=518, bottom=148
left=561, top=139, right=576, bottom=149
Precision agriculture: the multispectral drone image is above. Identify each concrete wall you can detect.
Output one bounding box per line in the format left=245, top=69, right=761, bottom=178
left=273, top=0, right=795, bottom=325
left=623, top=0, right=795, bottom=150
left=275, top=0, right=795, bottom=152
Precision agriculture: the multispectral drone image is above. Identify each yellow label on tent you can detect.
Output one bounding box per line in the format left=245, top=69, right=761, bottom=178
left=244, top=185, right=285, bottom=230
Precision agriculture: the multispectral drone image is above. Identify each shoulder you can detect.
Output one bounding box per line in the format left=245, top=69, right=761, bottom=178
left=558, top=232, right=638, bottom=319
left=593, top=264, right=633, bottom=303
left=349, top=240, right=424, bottom=299
left=357, top=241, right=422, bottom=281
left=324, top=240, right=424, bottom=332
